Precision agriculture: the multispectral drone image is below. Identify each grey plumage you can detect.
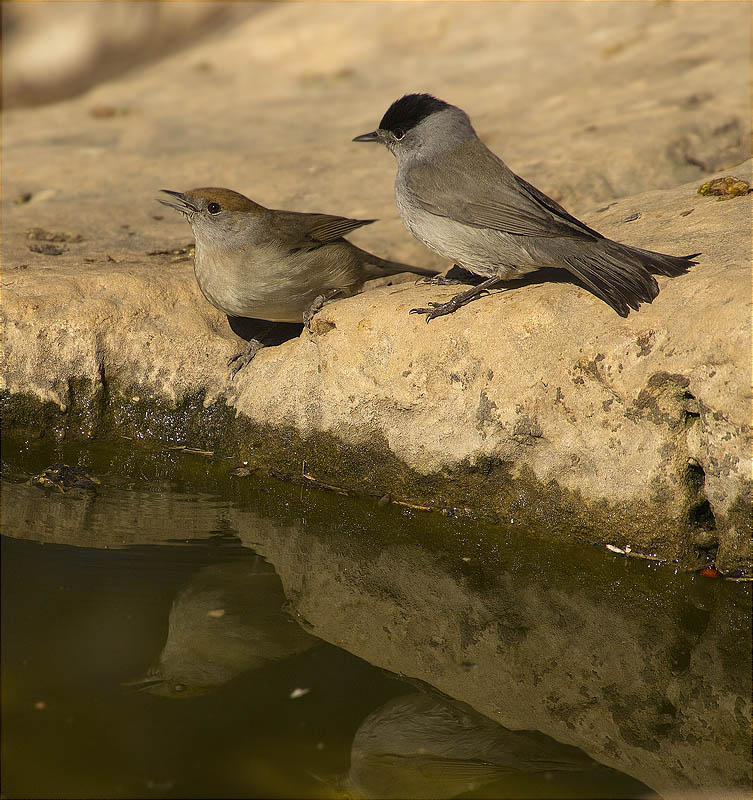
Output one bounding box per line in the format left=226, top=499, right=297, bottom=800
left=354, top=93, right=698, bottom=320
left=336, top=692, right=599, bottom=799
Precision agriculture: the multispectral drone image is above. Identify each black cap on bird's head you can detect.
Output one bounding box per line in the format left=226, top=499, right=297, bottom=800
left=379, top=93, right=451, bottom=136
left=353, top=93, right=452, bottom=144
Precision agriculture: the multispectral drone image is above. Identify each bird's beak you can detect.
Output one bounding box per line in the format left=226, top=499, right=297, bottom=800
left=352, top=130, right=380, bottom=143
left=158, top=189, right=198, bottom=215
left=121, top=675, right=166, bottom=692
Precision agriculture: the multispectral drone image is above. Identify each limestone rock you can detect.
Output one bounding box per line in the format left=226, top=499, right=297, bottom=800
left=2, top=1, right=751, bottom=570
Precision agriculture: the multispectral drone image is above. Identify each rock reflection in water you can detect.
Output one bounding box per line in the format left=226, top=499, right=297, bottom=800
left=2, top=450, right=748, bottom=798
left=338, top=692, right=609, bottom=799
left=246, top=526, right=751, bottom=799
left=126, top=560, right=318, bottom=697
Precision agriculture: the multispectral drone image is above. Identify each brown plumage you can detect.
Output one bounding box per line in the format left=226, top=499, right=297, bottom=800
left=159, top=187, right=436, bottom=372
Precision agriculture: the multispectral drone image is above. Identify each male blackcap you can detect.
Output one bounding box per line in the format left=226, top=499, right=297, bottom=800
left=354, top=94, right=697, bottom=322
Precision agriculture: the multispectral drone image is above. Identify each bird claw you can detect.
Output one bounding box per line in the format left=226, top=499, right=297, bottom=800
left=304, top=290, right=341, bottom=331
left=303, top=295, right=326, bottom=331
left=228, top=353, right=253, bottom=378
left=227, top=339, right=265, bottom=377
left=409, top=304, right=453, bottom=323
left=409, top=285, right=497, bottom=322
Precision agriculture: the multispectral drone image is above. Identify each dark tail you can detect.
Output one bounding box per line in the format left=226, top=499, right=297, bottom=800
left=562, top=240, right=699, bottom=317
left=362, top=252, right=440, bottom=280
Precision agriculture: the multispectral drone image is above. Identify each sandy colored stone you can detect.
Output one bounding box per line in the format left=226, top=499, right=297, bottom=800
left=2, top=1, right=751, bottom=570
left=4, top=163, right=750, bottom=569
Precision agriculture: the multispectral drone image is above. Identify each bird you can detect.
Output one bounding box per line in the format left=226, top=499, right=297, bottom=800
left=333, top=692, right=604, bottom=799
left=353, top=93, right=698, bottom=322
left=159, top=187, right=437, bottom=373
left=123, top=561, right=318, bottom=698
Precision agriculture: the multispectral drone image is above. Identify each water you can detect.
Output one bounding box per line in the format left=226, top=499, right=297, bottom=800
left=2, top=436, right=750, bottom=799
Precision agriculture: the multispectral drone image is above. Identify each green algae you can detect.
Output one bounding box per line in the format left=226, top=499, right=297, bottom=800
left=2, top=380, right=748, bottom=572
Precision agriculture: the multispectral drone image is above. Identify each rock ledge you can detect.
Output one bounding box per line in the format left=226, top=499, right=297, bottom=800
left=3, top=166, right=751, bottom=573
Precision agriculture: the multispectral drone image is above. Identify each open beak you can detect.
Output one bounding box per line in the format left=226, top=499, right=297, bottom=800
left=122, top=675, right=167, bottom=692
left=352, top=130, right=380, bottom=143
left=158, top=189, right=198, bottom=215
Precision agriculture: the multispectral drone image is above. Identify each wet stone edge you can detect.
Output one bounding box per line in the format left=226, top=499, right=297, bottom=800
left=1, top=380, right=747, bottom=573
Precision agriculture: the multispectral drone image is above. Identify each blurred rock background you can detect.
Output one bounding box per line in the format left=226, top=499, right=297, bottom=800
left=3, top=1, right=749, bottom=241
left=2, top=2, right=261, bottom=108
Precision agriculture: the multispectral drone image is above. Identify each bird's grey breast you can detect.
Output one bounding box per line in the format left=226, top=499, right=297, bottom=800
left=193, top=237, right=366, bottom=322
left=395, top=169, right=516, bottom=278
left=193, top=242, right=258, bottom=317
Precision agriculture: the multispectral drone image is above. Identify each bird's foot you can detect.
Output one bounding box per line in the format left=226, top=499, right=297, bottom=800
left=409, top=277, right=504, bottom=323
left=409, top=294, right=489, bottom=322
left=227, top=338, right=266, bottom=378
left=303, top=295, right=327, bottom=331
left=414, top=275, right=464, bottom=287
left=304, top=290, right=341, bottom=331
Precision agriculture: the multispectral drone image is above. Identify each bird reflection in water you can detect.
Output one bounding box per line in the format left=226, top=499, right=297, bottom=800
left=124, top=560, right=318, bottom=698
left=335, top=692, right=621, bottom=800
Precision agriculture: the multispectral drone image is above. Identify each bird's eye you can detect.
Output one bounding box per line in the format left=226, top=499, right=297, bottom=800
left=393, top=128, right=405, bottom=140
left=207, top=202, right=221, bottom=215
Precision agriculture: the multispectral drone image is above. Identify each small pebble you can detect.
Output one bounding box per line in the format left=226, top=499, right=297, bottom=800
left=29, top=243, right=64, bottom=256
left=26, top=227, right=83, bottom=243
left=89, top=105, right=130, bottom=118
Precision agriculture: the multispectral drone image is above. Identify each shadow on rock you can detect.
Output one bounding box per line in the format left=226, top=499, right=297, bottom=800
left=226, top=315, right=304, bottom=347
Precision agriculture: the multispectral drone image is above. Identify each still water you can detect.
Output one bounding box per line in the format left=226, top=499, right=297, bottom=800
left=1, top=437, right=750, bottom=799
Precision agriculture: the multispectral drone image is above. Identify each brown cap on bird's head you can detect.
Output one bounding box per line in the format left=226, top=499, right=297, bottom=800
left=159, top=187, right=266, bottom=216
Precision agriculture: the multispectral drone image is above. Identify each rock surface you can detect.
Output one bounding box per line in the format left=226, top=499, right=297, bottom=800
left=2, top=1, right=751, bottom=571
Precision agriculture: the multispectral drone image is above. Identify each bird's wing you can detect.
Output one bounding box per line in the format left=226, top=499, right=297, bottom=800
left=411, top=755, right=512, bottom=782
left=352, top=754, right=510, bottom=800
left=405, top=142, right=601, bottom=240
left=271, top=210, right=376, bottom=246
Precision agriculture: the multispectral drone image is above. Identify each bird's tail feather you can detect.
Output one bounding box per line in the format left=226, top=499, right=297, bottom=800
left=620, top=243, right=700, bottom=277
left=363, top=253, right=439, bottom=280
left=562, top=241, right=698, bottom=317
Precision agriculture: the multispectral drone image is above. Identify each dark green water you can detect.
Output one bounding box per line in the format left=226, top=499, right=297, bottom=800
left=1, top=436, right=750, bottom=799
